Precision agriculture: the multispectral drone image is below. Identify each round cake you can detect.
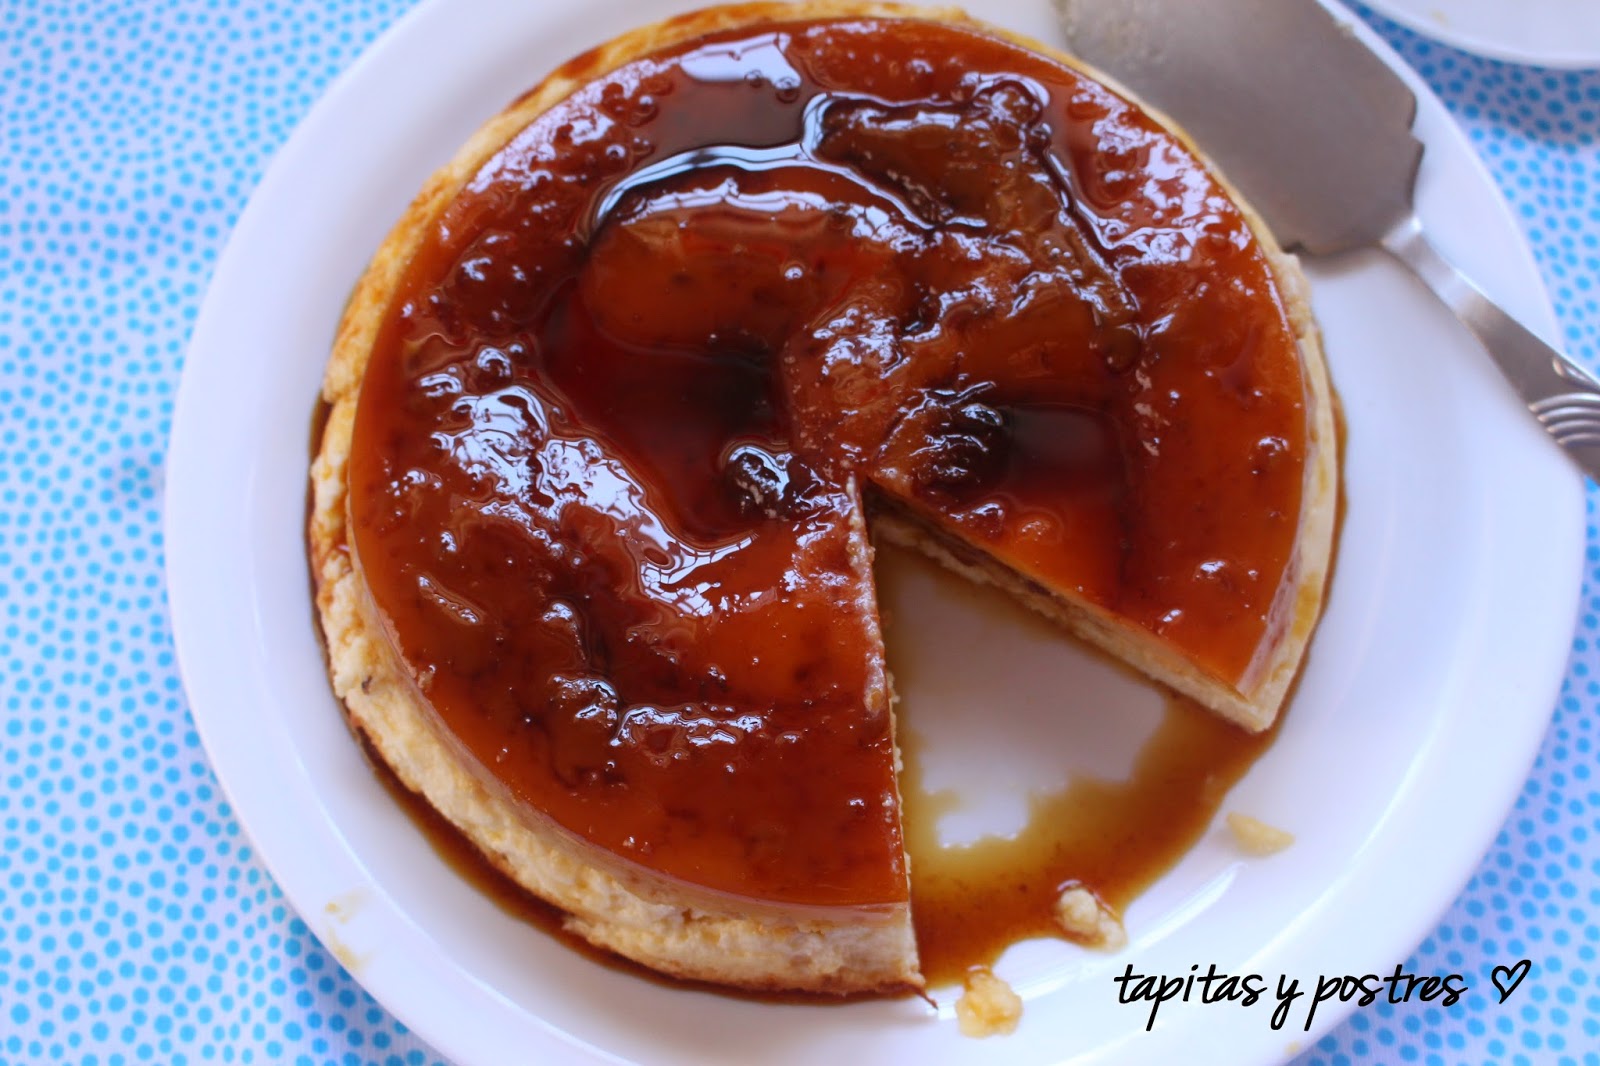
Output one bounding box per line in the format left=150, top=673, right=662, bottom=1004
left=309, top=0, right=1337, bottom=994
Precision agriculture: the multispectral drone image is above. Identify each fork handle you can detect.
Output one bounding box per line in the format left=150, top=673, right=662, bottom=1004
left=1382, top=213, right=1600, bottom=481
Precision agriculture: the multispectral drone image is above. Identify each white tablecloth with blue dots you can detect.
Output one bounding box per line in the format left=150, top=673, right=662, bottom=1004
left=2, top=1, right=1597, bottom=1063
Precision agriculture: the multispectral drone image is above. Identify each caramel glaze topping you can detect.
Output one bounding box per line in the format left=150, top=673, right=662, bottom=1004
left=347, top=17, right=1307, bottom=908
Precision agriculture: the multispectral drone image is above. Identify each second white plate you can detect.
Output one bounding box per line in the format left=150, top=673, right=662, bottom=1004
left=1363, top=0, right=1600, bottom=68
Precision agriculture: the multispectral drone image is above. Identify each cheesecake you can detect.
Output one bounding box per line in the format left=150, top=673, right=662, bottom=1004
left=309, top=0, right=1337, bottom=994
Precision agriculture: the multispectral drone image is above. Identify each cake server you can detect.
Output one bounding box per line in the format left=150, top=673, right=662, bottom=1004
left=1057, top=0, right=1600, bottom=481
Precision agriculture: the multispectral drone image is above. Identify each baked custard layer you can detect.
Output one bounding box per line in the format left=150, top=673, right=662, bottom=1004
left=311, top=0, right=1335, bottom=991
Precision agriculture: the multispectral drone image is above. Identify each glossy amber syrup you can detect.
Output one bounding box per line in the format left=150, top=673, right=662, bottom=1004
left=346, top=15, right=1306, bottom=907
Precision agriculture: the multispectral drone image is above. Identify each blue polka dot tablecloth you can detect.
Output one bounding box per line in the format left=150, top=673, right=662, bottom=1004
left=1, top=0, right=1598, bottom=1063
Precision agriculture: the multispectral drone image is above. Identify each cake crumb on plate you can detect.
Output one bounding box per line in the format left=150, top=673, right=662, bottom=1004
left=1053, top=882, right=1127, bottom=949
left=1227, top=812, right=1295, bottom=855
left=956, top=966, right=1022, bottom=1037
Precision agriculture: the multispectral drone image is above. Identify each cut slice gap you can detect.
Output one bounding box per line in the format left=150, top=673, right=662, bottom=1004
left=877, top=541, right=1280, bottom=987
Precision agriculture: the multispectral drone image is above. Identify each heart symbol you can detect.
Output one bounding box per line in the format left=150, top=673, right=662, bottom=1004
left=1491, top=959, right=1532, bottom=1003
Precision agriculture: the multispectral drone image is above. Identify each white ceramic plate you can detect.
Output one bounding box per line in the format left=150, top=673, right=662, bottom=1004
left=164, top=1, right=1584, bottom=1063
left=1362, top=0, right=1600, bottom=68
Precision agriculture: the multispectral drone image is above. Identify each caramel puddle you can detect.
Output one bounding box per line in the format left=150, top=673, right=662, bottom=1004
left=878, top=545, right=1278, bottom=988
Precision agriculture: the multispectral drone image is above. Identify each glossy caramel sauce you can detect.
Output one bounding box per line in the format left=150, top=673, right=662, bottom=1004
left=903, top=698, right=1272, bottom=989
left=347, top=16, right=1306, bottom=907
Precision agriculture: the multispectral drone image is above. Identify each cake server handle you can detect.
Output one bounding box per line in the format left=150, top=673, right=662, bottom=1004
left=1382, top=213, right=1600, bottom=482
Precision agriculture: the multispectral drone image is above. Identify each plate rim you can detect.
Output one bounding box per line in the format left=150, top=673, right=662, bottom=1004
left=1360, top=0, right=1600, bottom=69
left=163, top=1, right=1587, bottom=1063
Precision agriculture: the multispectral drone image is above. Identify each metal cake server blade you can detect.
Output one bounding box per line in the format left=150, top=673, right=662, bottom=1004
left=1059, top=0, right=1600, bottom=480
